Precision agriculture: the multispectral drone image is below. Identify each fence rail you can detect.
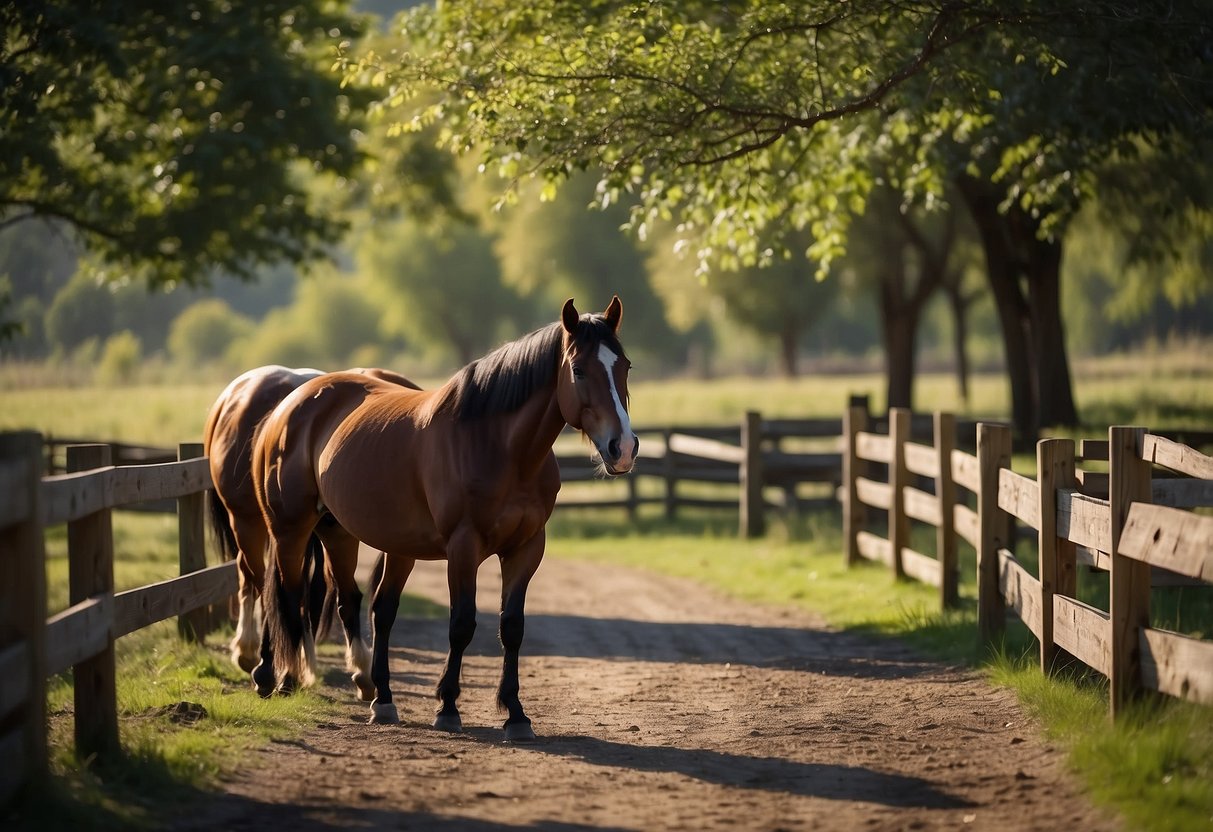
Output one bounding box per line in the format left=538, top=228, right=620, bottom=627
left=0, top=435, right=233, bottom=805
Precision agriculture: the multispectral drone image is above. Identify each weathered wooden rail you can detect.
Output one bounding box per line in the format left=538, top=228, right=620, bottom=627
left=0, top=433, right=234, bottom=804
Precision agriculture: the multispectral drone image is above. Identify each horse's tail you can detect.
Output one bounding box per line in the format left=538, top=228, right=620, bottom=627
left=306, top=533, right=337, bottom=642
left=208, top=491, right=238, bottom=563
left=264, top=550, right=309, bottom=687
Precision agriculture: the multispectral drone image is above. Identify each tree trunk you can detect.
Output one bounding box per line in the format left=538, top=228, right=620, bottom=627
left=882, top=310, right=917, bottom=410
left=778, top=329, right=799, bottom=378
left=947, top=287, right=972, bottom=405
left=958, top=177, right=1040, bottom=447
left=1027, top=237, right=1079, bottom=428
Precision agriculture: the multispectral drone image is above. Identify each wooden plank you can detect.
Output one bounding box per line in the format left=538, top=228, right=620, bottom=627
left=999, top=548, right=1043, bottom=640
left=0, top=458, right=33, bottom=529
left=1109, top=426, right=1152, bottom=717
left=41, top=457, right=212, bottom=525
left=0, top=727, right=25, bottom=808
left=177, top=443, right=211, bottom=641
left=0, top=641, right=29, bottom=723
left=762, top=418, right=844, bottom=440
left=1079, top=439, right=1109, bottom=462
left=666, top=433, right=744, bottom=465
left=1118, top=503, right=1213, bottom=581
left=888, top=409, right=911, bottom=580
left=1076, top=545, right=1111, bottom=572
left=998, top=468, right=1041, bottom=528
left=1139, top=628, right=1213, bottom=705
left=954, top=504, right=979, bottom=548
left=977, top=424, right=1014, bottom=645
left=763, top=451, right=841, bottom=481
left=903, top=486, right=942, bottom=527
left=856, top=531, right=893, bottom=566
left=843, top=406, right=868, bottom=567
left=1076, top=470, right=1109, bottom=499
left=855, top=477, right=892, bottom=511
left=1141, top=434, right=1213, bottom=479
left=0, top=432, right=48, bottom=782
left=1055, top=490, right=1113, bottom=553
left=1037, top=438, right=1078, bottom=672
left=66, top=443, right=120, bottom=760
left=855, top=431, right=892, bottom=464
left=935, top=412, right=959, bottom=609
left=903, top=441, right=939, bottom=479
left=1053, top=595, right=1111, bottom=677
left=951, top=449, right=980, bottom=494
left=112, top=561, right=238, bottom=638
left=1152, top=477, right=1213, bottom=509
left=901, top=547, right=942, bottom=587
left=44, top=596, right=113, bottom=677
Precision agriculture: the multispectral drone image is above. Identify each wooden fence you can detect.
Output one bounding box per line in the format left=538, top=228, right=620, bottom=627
left=0, top=433, right=235, bottom=804
left=48, top=414, right=851, bottom=538
left=842, top=409, right=1213, bottom=715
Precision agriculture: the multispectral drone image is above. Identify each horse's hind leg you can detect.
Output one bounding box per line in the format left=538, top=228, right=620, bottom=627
left=228, top=507, right=269, bottom=674
left=497, top=531, right=545, bottom=741
left=254, top=525, right=318, bottom=696
left=368, top=554, right=415, bottom=724
left=314, top=517, right=376, bottom=702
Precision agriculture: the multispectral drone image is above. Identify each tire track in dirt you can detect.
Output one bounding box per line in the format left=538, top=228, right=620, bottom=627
left=174, top=557, right=1117, bottom=831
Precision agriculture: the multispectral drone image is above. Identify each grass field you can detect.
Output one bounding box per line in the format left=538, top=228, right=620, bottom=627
left=3, top=356, right=1213, bottom=829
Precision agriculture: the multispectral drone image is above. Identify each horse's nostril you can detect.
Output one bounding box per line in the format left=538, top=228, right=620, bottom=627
left=632, top=434, right=639, bottom=457
left=608, top=438, right=621, bottom=461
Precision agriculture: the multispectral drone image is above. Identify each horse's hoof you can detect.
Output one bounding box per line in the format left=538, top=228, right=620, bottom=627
left=504, top=720, right=536, bottom=742
left=369, top=702, right=399, bottom=725
left=353, top=672, right=376, bottom=703
left=251, top=663, right=275, bottom=699
left=433, top=712, right=463, bottom=733
left=277, top=674, right=297, bottom=696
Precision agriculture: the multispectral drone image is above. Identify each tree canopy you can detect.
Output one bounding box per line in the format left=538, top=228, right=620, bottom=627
left=2, top=0, right=367, bottom=287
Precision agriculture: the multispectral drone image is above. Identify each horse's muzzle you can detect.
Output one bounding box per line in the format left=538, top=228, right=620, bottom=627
left=599, top=433, right=639, bottom=476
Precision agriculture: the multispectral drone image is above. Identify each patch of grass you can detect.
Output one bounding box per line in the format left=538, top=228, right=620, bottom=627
left=9, top=621, right=344, bottom=831
left=990, top=653, right=1213, bottom=832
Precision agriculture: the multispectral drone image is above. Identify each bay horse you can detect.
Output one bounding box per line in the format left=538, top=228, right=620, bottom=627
left=253, top=298, right=637, bottom=741
left=203, top=364, right=418, bottom=684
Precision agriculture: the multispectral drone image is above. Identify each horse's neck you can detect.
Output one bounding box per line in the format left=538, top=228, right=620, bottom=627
left=502, top=382, right=566, bottom=473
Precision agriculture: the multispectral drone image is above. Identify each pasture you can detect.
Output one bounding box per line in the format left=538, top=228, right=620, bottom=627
left=3, top=358, right=1212, bottom=830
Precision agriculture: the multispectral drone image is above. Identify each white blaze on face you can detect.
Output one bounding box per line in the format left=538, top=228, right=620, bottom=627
left=597, top=343, right=635, bottom=462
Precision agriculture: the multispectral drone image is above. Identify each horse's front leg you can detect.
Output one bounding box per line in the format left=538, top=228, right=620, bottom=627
left=497, top=530, right=545, bottom=741
left=435, top=528, right=483, bottom=733
left=367, top=553, right=415, bottom=724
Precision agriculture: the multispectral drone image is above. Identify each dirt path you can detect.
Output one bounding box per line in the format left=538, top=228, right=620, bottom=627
left=175, top=557, right=1117, bottom=831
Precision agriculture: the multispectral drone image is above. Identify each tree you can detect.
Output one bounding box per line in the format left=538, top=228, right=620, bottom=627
left=365, top=0, right=1213, bottom=439
left=168, top=299, right=254, bottom=367
left=2, top=1, right=367, bottom=288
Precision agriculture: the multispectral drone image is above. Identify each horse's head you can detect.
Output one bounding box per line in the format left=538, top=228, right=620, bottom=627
left=557, top=296, right=638, bottom=476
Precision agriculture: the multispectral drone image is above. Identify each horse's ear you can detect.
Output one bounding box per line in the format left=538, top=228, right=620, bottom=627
left=561, top=298, right=579, bottom=334
left=604, top=295, right=623, bottom=332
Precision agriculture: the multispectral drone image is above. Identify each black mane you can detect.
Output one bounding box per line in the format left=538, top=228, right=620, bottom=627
left=440, top=314, right=625, bottom=422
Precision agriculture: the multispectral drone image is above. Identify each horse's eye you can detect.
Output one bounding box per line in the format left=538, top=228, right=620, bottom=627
left=572, top=366, right=585, bottom=380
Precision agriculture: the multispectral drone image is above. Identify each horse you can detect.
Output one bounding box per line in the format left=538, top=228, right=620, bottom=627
left=252, top=297, right=637, bottom=741
left=203, top=364, right=418, bottom=683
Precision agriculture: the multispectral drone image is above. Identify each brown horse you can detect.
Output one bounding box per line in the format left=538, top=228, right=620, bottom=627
left=253, top=298, right=637, bottom=741
left=203, top=365, right=418, bottom=682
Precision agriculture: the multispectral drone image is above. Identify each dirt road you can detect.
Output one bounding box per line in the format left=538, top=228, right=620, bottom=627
left=176, top=557, right=1117, bottom=831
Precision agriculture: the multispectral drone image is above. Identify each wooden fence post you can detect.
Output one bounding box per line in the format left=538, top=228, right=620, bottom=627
left=66, top=444, right=120, bottom=763
left=740, top=411, right=765, bottom=538
left=934, top=412, right=959, bottom=608
left=842, top=405, right=868, bottom=567
left=888, top=408, right=911, bottom=579
left=0, top=432, right=48, bottom=802
left=178, top=443, right=209, bottom=641
left=662, top=428, right=677, bottom=521
left=977, top=423, right=1013, bottom=646
left=1037, top=438, right=1077, bottom=673
left=1109, top=426, right=1150, bottom=716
